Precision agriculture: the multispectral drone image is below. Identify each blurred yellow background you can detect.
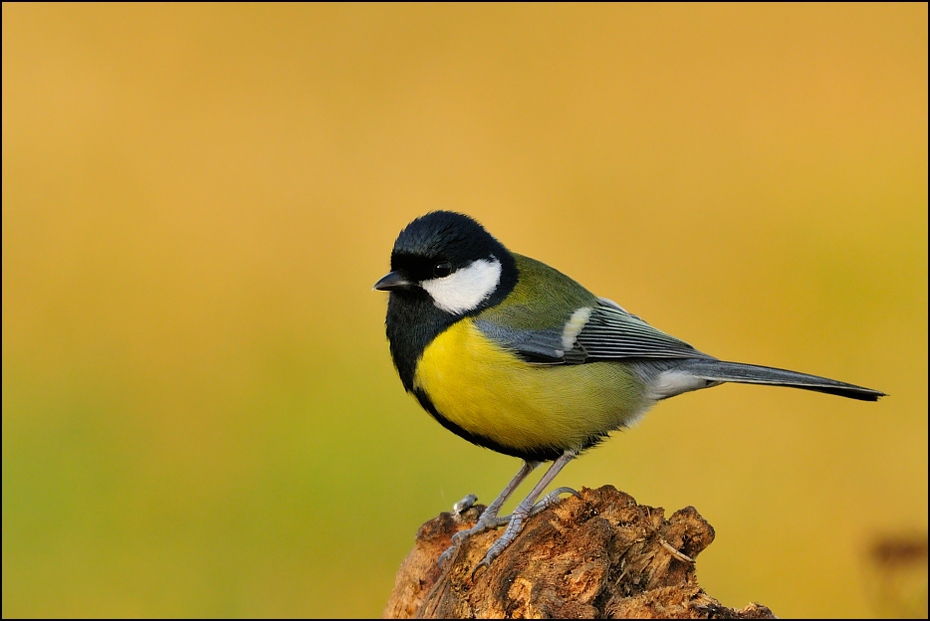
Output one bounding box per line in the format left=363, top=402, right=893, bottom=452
left=3, top=4, right=926, bottom=618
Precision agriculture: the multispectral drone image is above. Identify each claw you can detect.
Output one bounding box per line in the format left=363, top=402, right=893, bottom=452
left=470, top=556, right=491, bottom=580
left=450, top=529, right=469, bottom=546
left=438, top=544, right=457, bottom=570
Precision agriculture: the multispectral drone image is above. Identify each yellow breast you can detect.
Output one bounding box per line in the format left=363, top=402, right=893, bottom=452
left=413, top=318, right=648, bottom=454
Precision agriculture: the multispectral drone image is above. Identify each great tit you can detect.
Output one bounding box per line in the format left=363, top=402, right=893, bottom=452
left=374, top=210, right=884, bottom=569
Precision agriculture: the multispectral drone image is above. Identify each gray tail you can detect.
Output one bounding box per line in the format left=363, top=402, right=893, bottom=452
left=678, top=359, right=885, bottom=402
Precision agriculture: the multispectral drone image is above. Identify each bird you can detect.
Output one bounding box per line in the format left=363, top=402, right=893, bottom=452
left=373, top=210, right=884, bottom=570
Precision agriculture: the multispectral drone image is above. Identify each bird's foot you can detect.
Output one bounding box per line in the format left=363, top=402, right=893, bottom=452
left=528, top=486, right=579, bottom=517
left=439, top=498, right=507, bottom=569
left=440, top=487, right=579, bottom=571
left=471, top=509, right=529, bottom=576
left=470, top=487, right=578, bottom=575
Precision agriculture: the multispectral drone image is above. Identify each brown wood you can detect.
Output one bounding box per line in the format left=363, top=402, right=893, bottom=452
left=383, top=485, right=775, bottom=619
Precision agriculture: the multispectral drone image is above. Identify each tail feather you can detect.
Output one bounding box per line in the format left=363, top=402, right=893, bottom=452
left=677, top=359, right=886, bottom=402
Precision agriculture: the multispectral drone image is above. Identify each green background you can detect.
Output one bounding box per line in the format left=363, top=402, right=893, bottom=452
left=3, top=4, right=926, bottom=618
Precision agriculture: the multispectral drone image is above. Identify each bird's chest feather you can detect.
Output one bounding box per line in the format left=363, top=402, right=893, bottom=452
left=413, top=318, right=646, bottom=452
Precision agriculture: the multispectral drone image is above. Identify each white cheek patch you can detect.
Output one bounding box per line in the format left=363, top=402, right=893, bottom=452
left=421, top=257, right=502, bottom=315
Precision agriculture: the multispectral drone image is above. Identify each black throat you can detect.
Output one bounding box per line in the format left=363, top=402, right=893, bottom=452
left=385, top=249, right=517, bottom=392
left=385, top=288, right=458, bottom=392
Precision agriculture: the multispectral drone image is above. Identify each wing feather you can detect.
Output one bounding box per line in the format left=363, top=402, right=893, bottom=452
left=475, top=297, right=712, bottom=364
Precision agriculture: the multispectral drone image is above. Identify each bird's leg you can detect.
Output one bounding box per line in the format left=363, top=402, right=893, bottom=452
left=451, top=460, right=540, bottom=542
left=438, top=460, right=539, bottom=568
left=475, top=449, right=577, bottom=571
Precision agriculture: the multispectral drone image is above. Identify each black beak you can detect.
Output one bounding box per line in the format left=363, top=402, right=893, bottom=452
left=373, top=271, right=415, bottom=291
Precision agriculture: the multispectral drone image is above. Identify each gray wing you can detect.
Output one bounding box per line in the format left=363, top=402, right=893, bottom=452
left=578, top=298, right=710, bottom=361
left=473, top=318, right=573, bottom=363
left=475, top=298, right=713, bottom=365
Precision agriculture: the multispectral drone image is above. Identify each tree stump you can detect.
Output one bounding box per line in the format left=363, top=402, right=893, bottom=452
left=383, top=485, right=775, bottom=619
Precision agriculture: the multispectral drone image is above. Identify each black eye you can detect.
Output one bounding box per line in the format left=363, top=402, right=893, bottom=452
left=433, top=261, right=453, bottom=278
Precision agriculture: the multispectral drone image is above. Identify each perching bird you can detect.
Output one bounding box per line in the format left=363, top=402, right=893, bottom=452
left=374, top=210, right=884, bottom=570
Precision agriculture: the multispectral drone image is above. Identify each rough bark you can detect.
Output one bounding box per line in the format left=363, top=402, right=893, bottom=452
left=383, top=485, right=774, bottom=619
